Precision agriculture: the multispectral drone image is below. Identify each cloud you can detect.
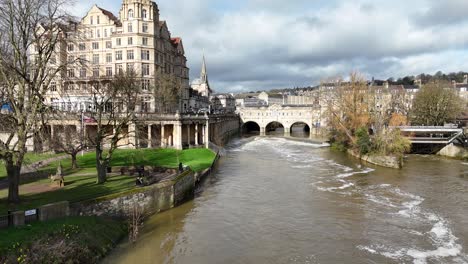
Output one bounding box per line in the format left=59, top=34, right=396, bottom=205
left=64, top=0, right=468, bottom=92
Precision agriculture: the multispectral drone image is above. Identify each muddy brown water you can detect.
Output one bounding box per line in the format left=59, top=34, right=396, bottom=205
left=105, top=136, right=468, bottom=264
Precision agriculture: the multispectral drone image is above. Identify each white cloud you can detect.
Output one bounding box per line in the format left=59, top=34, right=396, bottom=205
left=64, top=0, right=468, bottom=92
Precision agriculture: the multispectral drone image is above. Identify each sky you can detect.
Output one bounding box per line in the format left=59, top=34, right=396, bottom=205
left=69, top=0, right=468, bottom=93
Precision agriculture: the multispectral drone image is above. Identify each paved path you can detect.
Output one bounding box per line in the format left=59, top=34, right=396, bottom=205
left=0, top=155, right=69, bottom=190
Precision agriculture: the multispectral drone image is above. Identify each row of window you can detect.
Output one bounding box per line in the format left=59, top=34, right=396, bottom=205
left=67, top=50, right=151, bottom=65
left=89, top=9, right=148, bottom=25
left=66, top=64, right=151, bottom=78
left=127, top=9, right=148, bottom=19
left=67, top=37, right=151, bottom=52
left=50, top=79, right=151, bottom=92
left=83, top=22, right=149, bottom=39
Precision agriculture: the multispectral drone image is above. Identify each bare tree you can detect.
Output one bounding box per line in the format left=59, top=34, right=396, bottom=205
left=85, top=71, right=140, bottom=184
left=323, top=72, right=372, bottom=146
left=153, top=73, right=182, bottom=114
left=49, top=116, right=84, bottom=169
left=0, top=0, right=69, bottom=203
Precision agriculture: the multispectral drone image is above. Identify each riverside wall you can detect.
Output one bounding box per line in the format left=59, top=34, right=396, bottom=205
left=437, top=143, right=468, bottom=159
left=347, top=149, right=402, bottom=169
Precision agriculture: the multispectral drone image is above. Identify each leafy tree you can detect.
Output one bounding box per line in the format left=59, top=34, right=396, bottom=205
left=410, top=81, right=464, bottom=126
left=355, top=127, right=371, bottom=155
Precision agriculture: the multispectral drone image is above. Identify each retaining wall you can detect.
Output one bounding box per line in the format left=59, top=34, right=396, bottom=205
left=348, top=150, right=402, bottom=169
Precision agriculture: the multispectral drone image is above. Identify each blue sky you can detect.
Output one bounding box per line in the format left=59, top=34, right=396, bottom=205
left=70, top=0, right=468, bottom=93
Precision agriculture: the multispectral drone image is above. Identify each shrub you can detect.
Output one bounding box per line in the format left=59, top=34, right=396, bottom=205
left=355, top=127, right=371, bottom=155
left=372, top=129, right=411, bottom=157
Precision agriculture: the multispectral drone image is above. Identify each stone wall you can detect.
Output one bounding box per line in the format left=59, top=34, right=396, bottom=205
left=39, top=201, right=70, bottom=221
left=437, top=143, right=468, bottom=159
left=173, top=171, right=195, bottom=206
left=70, top=171, right=195, bottom=219
left=348, top=150, right=402, bottom=169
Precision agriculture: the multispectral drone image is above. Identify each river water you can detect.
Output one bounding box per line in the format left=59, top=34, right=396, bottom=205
left=106, top=136, right=468, bottom=264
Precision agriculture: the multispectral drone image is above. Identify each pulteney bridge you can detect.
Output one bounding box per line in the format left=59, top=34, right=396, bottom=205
left=237, top=104, right=323, bottom=138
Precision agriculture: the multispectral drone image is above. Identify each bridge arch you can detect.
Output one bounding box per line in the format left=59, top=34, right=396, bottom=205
left=290, top=122, right=311, bottom=138
left=241, top=121, right=261, bottom=135
left=265, top=121, right=285, bottom=135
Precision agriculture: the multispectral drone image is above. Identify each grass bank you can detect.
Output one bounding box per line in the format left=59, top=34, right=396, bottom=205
left=0, top=216, right=126, bottom=264
left=0, top=148, right=216, bottom=213
left=0, top=174, right=135, bottom=213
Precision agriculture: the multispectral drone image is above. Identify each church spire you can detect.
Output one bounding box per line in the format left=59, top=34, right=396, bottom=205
left=201, top=55, right=208, bottom=84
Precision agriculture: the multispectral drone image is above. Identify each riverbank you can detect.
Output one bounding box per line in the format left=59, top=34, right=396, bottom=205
left=0, top=148, right=216, bottom=213
left=0, top=216, right=126, bottom=264
left=0, top=148, right=219, bottom=263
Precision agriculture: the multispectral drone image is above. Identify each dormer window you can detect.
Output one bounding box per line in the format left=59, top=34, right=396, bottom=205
left=128, top=9, right=134, bottom=18
left=142, top=9, right=147, bottom=19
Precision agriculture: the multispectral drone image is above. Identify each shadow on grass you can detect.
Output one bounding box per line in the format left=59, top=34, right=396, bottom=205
left=0, top=175, right=135, bottom=213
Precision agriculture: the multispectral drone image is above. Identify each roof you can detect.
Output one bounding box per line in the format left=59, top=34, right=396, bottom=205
left=97, top=7, right=121, bottom=27
left=171, top=37, right=182, bottom=48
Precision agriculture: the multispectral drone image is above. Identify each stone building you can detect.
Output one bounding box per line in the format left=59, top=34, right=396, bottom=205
left=43, top=0, right=190, bottom=113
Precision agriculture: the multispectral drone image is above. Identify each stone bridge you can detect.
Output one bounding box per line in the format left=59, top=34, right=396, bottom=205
left=237, top=104, right=323, bottom=138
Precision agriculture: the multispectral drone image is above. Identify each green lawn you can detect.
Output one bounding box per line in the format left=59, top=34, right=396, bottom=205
left=0, top=148, right=216, bottom=213
left=44, top=148, right=216, bottom=173
left=0, top=216, right=126, bottom=262
left=0, top=174, right=135, bottom=213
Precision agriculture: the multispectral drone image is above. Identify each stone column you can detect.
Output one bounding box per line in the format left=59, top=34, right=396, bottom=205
left=195, top=124, right=199, bottom=146
left=260, top=126, right=266, bottom=136
left=187, top=124, right=191, bottom=147
left=174, top=122, right=183, bottom=150
left=128, top=123, right=137, bottom=149
left=205, top=121, right=210, bottom=148
left=161, top=124, right=166, bottom=147
left=284, top=127, right=291, bottom=137
left=201, top=124, right=205, bottom=146
left=148, top=124, right=152, bottom=148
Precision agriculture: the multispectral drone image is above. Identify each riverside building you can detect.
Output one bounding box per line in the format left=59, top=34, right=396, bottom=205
left=44, top=0, right=190, bottom=113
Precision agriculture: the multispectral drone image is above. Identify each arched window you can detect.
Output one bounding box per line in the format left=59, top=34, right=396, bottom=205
left=142, top=9, right=147, bottom=19
left=128, top=9, right=134, bottom=18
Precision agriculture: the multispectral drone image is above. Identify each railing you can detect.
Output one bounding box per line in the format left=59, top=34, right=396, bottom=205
left=0, top=214, right=8, bottom=229
left=391, top=125, right=460, bottom=129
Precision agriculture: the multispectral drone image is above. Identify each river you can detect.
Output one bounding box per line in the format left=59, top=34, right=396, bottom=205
left=105, top=136, right=468, bottom=264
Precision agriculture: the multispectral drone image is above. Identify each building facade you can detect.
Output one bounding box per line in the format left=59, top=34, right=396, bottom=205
left=44, top=0, right=190, bottom=113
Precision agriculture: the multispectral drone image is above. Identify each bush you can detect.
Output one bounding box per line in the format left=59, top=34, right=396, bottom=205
left=355, top=127, right=371, bottom=155
left=331, top=142, right=347, bottom=152
left=372, top=129, right=411, bottom=157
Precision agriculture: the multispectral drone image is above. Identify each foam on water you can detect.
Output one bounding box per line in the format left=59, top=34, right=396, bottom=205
left=237, top=137, right=467, bottom=263
left=336, top=167, right=375, bottom=178
left=358, top=186, right=467, bottom=263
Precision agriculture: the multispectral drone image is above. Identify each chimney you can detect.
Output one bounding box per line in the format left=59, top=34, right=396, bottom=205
left=383, top=81, right=389, bottom=89
left=415, top=79, right=422, bottom=87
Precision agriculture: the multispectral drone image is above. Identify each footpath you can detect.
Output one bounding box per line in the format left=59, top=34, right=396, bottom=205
left=0, top=155, right=69, bottom=190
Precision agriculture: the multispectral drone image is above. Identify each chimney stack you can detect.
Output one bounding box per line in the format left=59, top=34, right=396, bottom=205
left=383, top=81, right=389, bottom=89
